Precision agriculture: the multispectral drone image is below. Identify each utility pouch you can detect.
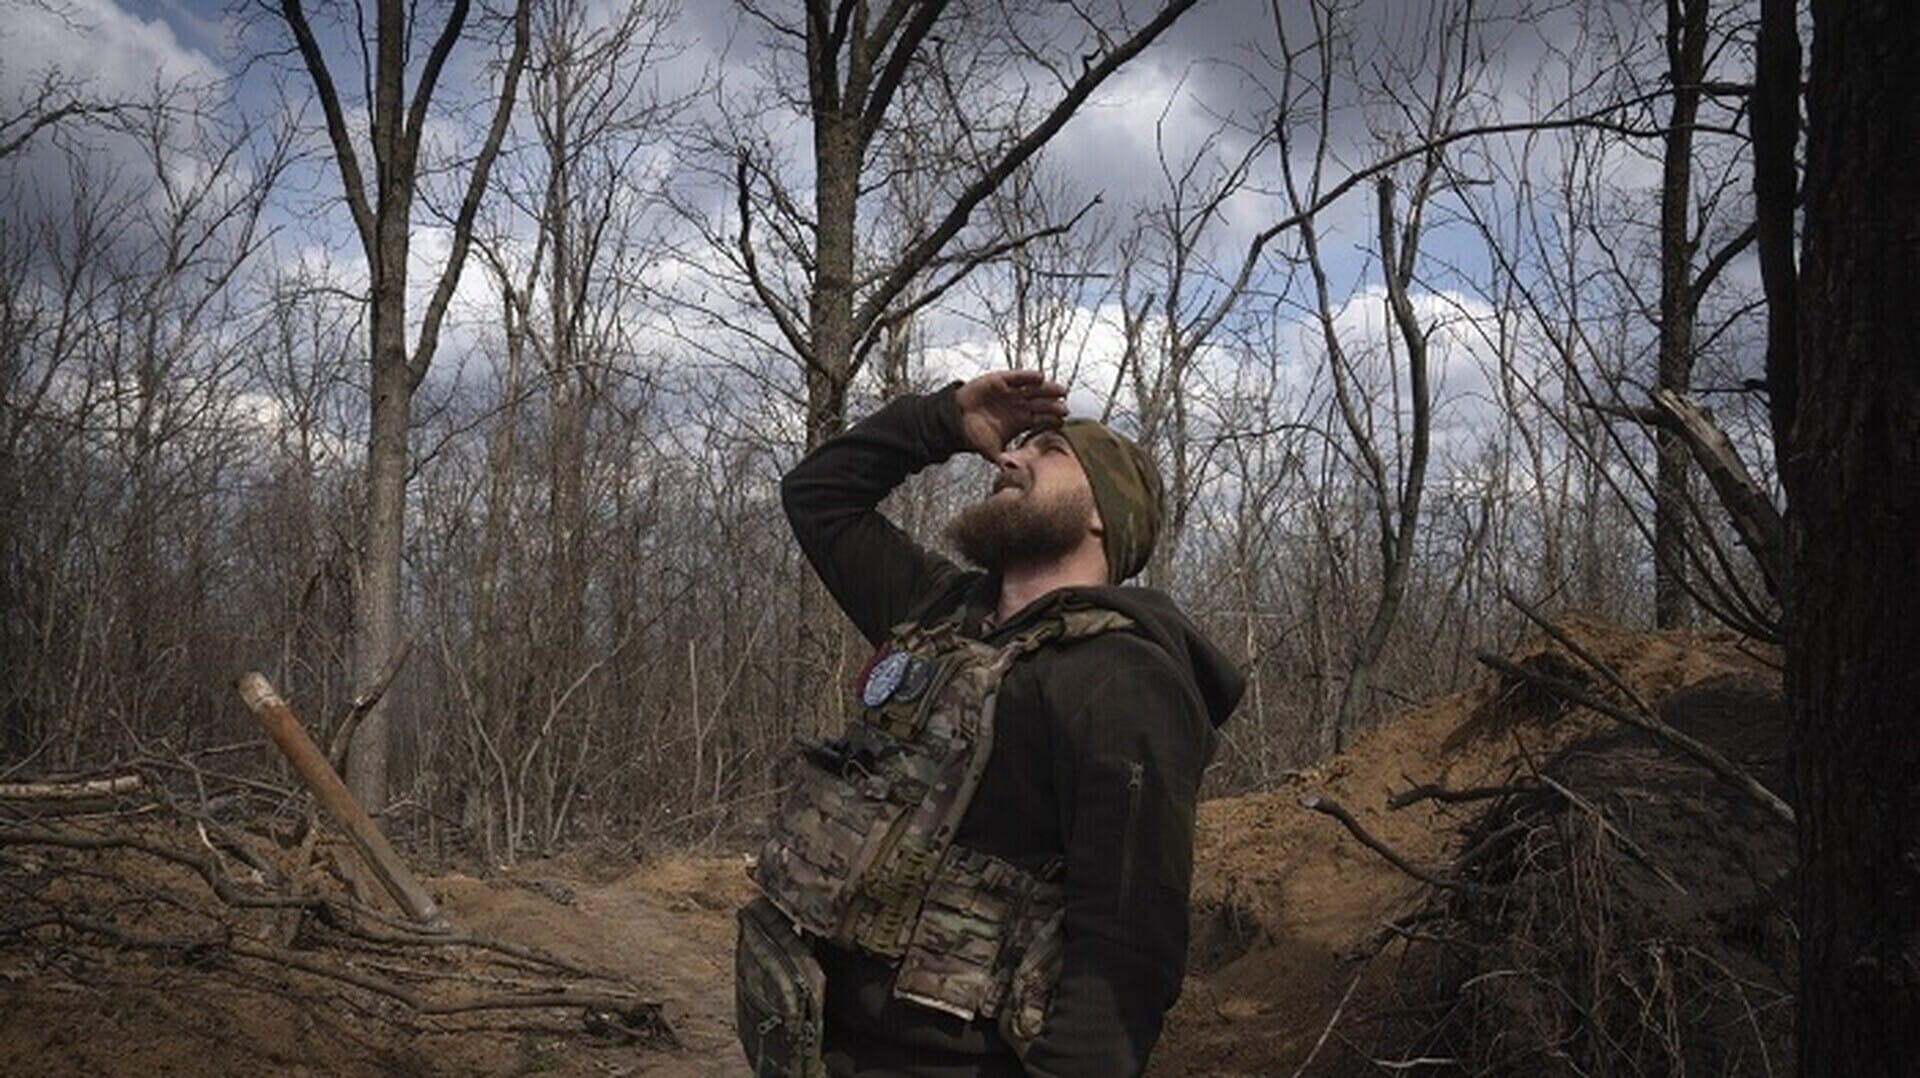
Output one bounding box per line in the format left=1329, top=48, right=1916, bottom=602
left=997, top=906, right=1065, bottom=1058
left=735, top=897, right=826, bottom=1078
left=892, top=845, right=1065, bottom=1024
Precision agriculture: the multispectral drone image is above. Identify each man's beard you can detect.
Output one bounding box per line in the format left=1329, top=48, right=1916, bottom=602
left=944, top=486, right=1094, bottom=572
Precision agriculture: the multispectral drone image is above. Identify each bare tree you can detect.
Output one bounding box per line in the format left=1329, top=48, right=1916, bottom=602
left=729, top=0, right=1200, bottom=446
left=1648, top=0, right=1762, bottom=627
left=1, top=84, right=289, bottom=761
left=272, top=0, right=532, bottom=813
left=443, top=0, right=680, bottom=863
left=1113, top=95, right=1274, bottom=587
left=970, top=165, right=1118, bottom=390
left=1272, top=0, right=1464, bottom=752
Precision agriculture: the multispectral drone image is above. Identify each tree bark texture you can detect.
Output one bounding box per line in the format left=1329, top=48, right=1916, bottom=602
left=1789, top=1, right=1920, bottom=1072
left=347, top=341, right=411, bottom=814
left=807, top=102, right=860, bottom=448
left=344, top=0, right=420, bottom=816
left=1654, top=0, right=1707, bottom=628
left=281, top=0, right=529, bottom=813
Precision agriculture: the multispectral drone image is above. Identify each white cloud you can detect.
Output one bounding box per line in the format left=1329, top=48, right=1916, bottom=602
left=1, top=0, right=222, bottom=103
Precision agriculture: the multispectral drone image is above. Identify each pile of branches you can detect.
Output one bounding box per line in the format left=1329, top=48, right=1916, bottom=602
left=1, top=732, right=669, bottom=1052
left=1397, top=763, right=1794, bottom=1076
left=1304, top=601, right=1795, bottom=1076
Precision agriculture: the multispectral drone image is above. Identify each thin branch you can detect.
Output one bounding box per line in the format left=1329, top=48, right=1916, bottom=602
left=851, top=0, right=1200, bottom=338
left=411, top=0, right=533, bottom=389
left=0, top=100, right=129, bottom=160
left=1290, top=959, right=1370, bottom=1078
left=1298, top=794, right=1489, bottom=892
left=278, top=0, right=377, bottom=252
left=1386, top=780, right=1541, bottom=811
left=736, top=151, right=817, bottom=371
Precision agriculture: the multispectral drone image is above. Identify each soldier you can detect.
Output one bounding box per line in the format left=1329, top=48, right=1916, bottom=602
left=736, top=369, right=1244, bottom=1077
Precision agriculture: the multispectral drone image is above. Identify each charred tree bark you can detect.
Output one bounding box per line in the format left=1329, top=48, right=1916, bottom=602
left=1788, top=0, right=1920, bottom=1071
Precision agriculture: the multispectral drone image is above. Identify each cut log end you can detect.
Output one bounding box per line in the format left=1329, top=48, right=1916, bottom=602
left=235, top=672, right=283, bottom=714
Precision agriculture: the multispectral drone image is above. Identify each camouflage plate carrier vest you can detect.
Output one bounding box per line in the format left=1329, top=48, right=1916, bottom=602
left=752, top=605, right=1133, bottom=1041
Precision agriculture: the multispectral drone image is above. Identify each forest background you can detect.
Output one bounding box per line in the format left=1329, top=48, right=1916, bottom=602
left=0, top=0, right=1796, bottom=885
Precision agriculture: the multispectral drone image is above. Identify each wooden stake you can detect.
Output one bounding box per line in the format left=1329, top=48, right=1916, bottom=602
left=235, top=672, right=441, bottom=925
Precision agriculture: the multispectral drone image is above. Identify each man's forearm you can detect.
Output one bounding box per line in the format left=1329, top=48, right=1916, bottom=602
left=780, top=384, right=972, bottom=643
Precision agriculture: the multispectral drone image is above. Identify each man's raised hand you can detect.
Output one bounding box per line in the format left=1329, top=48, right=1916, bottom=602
left=955, top=370, right=1069, bottom=458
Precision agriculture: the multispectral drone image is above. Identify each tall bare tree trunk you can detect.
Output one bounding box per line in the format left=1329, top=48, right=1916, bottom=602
left=1653, top=0, right=1707, bottom=628
left=806, top=110, right=859, bottom=448
left=1787, top=0, right=1920, bottom=1070
left=348, top=324, right=411, bottom=811
left=279, top=0, right=530, bottom=813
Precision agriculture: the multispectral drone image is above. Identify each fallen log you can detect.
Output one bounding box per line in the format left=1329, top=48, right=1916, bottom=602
left=0, top=775, right=144, bottom=801
left=235, top=672, right=441, bottom=925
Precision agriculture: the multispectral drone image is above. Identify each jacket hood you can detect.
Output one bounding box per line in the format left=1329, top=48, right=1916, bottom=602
left=990, top=582, right=1247, bottom=728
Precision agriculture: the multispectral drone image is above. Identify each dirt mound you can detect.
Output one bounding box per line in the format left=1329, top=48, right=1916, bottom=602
left=1428, top=670, right=1794, bottom=1075
left=1152, top=617, right=1784, bottom=1077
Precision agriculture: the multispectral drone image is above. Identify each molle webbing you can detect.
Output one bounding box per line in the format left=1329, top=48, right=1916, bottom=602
left=752, top=606, right=1130, bottom=1021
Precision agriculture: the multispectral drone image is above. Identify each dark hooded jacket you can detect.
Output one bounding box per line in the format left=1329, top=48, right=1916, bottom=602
left=778, top=385, right=1245, bottom=1078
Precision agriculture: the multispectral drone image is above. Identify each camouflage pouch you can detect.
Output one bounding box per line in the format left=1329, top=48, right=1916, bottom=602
left=892, top=845, right=1065, bottom=1024
left=997, top=906, right=1065, bottom=1057
left=734, top=897, right=826, bottom=1078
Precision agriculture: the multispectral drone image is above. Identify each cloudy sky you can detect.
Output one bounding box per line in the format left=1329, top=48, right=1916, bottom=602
left=5, top=0, right=1754, bottom=468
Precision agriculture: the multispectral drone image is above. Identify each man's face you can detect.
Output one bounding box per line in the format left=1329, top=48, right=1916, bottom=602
left=945, top=429, right=1102, bottom=572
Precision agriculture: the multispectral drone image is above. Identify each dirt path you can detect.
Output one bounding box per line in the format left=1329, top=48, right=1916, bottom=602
left=432, top=854, right=754, bottom=1075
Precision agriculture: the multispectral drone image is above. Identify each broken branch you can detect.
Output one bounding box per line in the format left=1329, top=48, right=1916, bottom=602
left=0, top=775, right=144, bottom=801
left=1299, top=794, right=1487, bottom=892
left=1387, top=780, right=1541, bottom=811
left=1649, top=388, right=1786, bottom=596
left=236, top=672, right=442, bottom=924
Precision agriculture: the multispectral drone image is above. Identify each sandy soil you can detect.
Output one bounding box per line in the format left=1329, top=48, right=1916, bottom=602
left=1, top=616, right=1782, bottom=1076
left=1152, top=617, right=1783, bottom=1076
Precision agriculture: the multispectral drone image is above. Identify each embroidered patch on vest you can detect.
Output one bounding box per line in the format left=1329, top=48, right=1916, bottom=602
left=860, top=649, right=910, bottom=707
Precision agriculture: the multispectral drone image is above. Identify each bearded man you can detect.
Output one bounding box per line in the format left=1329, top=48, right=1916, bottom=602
left=736, top=370, right=1243, bottom=1077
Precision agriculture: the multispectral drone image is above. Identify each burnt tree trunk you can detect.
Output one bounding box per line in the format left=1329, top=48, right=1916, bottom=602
left=1787, top=1, right=1920, bottom=1072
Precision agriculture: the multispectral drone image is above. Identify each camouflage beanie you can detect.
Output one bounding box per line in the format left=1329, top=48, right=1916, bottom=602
left=1059, top=419, right=1163, bottom=583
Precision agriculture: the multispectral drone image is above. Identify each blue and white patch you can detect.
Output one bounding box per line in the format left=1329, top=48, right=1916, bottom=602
left=861, top=649, right=911, bottom=708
